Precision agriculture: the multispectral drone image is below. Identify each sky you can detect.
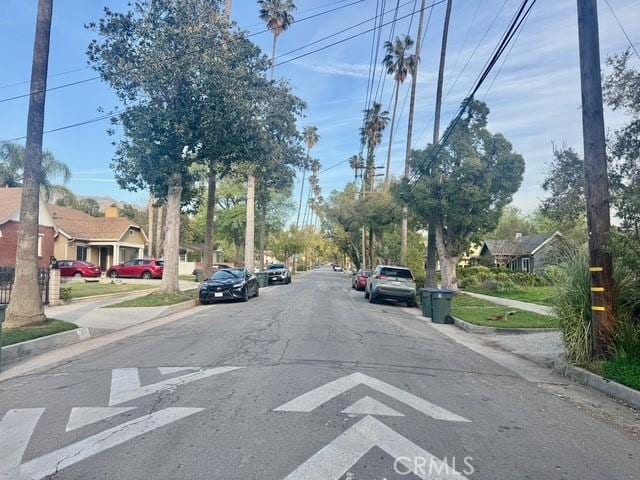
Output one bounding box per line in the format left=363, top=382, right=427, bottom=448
left=0, top=0, right=639, bottom=213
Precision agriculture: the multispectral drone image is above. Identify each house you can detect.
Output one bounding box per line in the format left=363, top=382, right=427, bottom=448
left=179, top=242, right=224, bottom=275
left=0, top=187, right=57, bottom=268
left=50, top=205, right=148, bottom=271
left=478, top=232, right=564, bottom=273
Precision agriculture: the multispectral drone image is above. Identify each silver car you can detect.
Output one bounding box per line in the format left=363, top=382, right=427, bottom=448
left=365, top=265, right=417, bottom=307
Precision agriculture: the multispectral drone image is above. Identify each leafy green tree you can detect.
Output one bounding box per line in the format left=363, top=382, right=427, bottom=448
left=405, top=100, right=524, bottom=289
left=360, top=102, right=389, bottom=191
left=87, top=0, right=231, bottom=293
left=382, top=35, right=417, bottom=186
left=488, top=206, right=535, bottom=240
left=323, top=184, right=363, bottom=268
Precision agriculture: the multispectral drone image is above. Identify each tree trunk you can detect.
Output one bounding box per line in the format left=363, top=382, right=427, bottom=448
left=203, top=164, right=217, bottom=277
left=361, top=226, right=366, bottom=270
left=271, top=33, right=278, bottom=80
left=5, top=0, right=53, bottom=327
left=296, top=148, right=309, bottom=228
left=244, top=174, right=255, bottom=272
left=159, top=173, right=182, bottom=294
left=384, top=82, right=400, bottom=188
left=426, top=226, right=437, bottom=288
left=155, top=204, right=164, bottom=258
left=148, top=196, right=154, bottom=257
left=368, top=227, right=374, bottom=270
left=434, top=218, right=458, bottom=290
left=400, top=208, right=408, bottom=266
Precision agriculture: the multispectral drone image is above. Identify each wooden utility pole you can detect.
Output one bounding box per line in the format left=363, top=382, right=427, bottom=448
left=400, top=0, right=428, bottom=265
left=576, top=0, right=615, bottom=358
left=426, top=0, right=452, bottom=288
left=244, top=173, right=256, bottom=272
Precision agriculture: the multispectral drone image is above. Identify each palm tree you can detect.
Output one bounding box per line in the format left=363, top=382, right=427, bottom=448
left=382, top=35, right=417, bottom=188
left=0, top=142, right=71, bottom=200
left=297, top=125, right=319, bottom=227
left=258, top=0, right=296, bottom=79
left=348, top=154, right=364, bottom=182
left=360, top=102, right=390, bottom=191
left=6, top=0, right=53, bottom=327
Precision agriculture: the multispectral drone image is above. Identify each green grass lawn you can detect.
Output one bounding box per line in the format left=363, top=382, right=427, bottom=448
left=586, top=357, right=640, bottom=391
left=451, top=293, right=558, bottom=329
left=65, top=282, right=156, bottom=299
left=179, top=275, right=197, bottom=282
left=463, top=286, right=555, bottom=306
left=105, top=289, right=197, bottom=308
left=2, top=319, right=78, bottom=346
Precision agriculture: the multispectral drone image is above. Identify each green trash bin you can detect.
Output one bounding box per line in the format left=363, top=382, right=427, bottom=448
left=0, top=304, right=6, bottom=372
left=431, top=289, right=455, bottom=324
left=194, top=269, right=206, bottom=283
left=256, top=272, right=269, bottom=288
left=419, top=288, right=438, bottom=318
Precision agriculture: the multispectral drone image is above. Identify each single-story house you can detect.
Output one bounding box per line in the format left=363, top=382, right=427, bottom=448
left=50, top=205, right=148, bottom=271
left=478, top=232, right=564, bottom=273
left=0, top=187, right=57, bottom=268
left=179, top=242, right=224, bottom=275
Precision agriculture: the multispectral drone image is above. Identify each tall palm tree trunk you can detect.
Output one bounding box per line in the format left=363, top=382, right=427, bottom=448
left=203, top=164, right=217, bottom=276
left=401, top=0, right=427, bottom=265
left=426, top=0, right=453, bottom=288
left=159, top=172, right=182, bottom=294
left=270, top=33, right=278, bottom=80
left=296, top=147, right=309, bottom=228
left=258, top=199, right=266, bottom=272
left=6, top=0, right=53, bottom=327
left=384, top=82, right=400, bottom=188
left=244, top=174, right=255, bottom=271
left=155, top=204, right=164, bottom=258
left=148, top=196, right=154, bottom=257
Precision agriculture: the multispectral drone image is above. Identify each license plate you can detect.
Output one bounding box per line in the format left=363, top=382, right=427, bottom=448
left=214, top=292, right=223, bottom=297
left=391, top=281, right=401, bottom=286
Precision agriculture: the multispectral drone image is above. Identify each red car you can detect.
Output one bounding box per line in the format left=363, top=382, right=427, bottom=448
left=107, top=258, right=164, bottom=279
left=352, top=270, right=371, bottom=291
left=58, top=260, right=102, bottom=278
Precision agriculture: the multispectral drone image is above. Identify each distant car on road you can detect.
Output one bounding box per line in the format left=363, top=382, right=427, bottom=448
left=58, top=260, right=102, bottom=278
left=333, top=265, right=344, bottom=272
left=365, top=265, right=417, bottom=307
left=107, top=258, right=164, bottom=279
left=199, top=268, right=259, bottom=304
left=351, top=270, right=371, bottom=291
left=267, top=263, right=291, bottom=285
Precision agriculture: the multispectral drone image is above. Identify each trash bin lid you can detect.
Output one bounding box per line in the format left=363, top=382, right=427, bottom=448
left=433, top=289, right=456, bottom=299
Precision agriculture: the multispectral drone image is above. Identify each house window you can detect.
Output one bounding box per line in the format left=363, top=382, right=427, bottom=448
left=522, top=257, right=530, bottom=273
left=129, top=229, right=135, bottom=236
left=179, top=252, right=187, bottom=262
left=37, top=234, right=44, bottom=257
left=77, top=246, right=88, bottom=262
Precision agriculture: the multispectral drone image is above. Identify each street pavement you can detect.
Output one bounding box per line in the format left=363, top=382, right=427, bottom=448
left=1, top=267, right=638, bottom=479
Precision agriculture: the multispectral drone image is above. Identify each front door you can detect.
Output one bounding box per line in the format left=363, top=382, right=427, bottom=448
left=99, top=247, right=111, bottom=271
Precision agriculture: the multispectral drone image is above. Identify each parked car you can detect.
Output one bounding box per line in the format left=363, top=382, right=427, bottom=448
left=58, top=260, right=102, bottom=278
left=351, top=270, right=371, bottom=291
left=365, top=265, right=417, bottom=307
left=267, top=263, right=291, bottom=285
left=199, top=268, right=259, bottom=304
left=107, top=258, right=164, bottom=279
left=333, top=265, right=344, bottom=272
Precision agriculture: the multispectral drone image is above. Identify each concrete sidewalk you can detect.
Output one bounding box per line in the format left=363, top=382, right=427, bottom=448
left=462, top=290, right=554, bottom=316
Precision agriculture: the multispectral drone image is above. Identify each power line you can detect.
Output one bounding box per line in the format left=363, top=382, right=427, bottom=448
left=0, top=76, right=100, bottom=104
left=0, top=112, right=115, bottom=144
left=408, top=0, right=537, bottom=188
left=603, top=0, right=640, bottom=60
left=248, top=0, right=366, bottom=37
left=274, top=0, right=447, bottom=68
left=0, top=66, right=90, bottom=91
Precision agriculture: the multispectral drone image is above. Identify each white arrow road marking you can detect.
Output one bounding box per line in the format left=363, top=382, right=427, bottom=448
left=18, top=407, right=203, bottom=480
left=283, top=416, right=469, bottom=480
left=274, top=372, right=470, bottom=422
left=0, top=409, right=44, bottom=479
left=109, top=366, right=243, bottom=405
left=341, top=396, right=404, bottom=417
left=66, top=407, right=135, bottom=432
left=157, top=366, right=199, bottom=375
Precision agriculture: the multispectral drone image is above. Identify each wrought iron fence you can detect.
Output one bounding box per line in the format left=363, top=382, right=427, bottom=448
left=0, top=267, right=49, bottom=305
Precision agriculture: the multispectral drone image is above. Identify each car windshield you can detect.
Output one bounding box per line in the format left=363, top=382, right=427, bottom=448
left=268, top=264, right=285, bottom=270
left=380, top=267, right=413, bottom=279
left=155, top=261, right=164, bottom=267
left=211, top=270, right=242, bottom=281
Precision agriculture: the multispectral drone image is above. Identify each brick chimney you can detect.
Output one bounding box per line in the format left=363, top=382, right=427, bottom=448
left=105, top=206, right=120, bottom=218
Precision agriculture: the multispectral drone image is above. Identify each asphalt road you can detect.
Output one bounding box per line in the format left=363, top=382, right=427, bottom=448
left=1, top=267, right=638, bottom=479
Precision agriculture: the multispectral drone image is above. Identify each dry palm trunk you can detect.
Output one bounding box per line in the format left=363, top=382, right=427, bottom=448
left=147, top=196, right=154, bottom=257
left=6, top=0, right=53, bottom=327
left=244, top=174, right=255, bottom=272
left=155, top=204, right=165, bottom=258
left=203, top=164, right=217, bottom=276
left=258, top=202, right=267, bottom=272
left=159, top=173, right=182, bottom=294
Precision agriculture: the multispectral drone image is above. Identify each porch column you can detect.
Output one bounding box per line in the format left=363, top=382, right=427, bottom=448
left=113, top=243, right=120, bottom=265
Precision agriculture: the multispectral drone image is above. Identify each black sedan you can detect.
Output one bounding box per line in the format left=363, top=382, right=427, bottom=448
left=199, top=268, right=259, bottom=304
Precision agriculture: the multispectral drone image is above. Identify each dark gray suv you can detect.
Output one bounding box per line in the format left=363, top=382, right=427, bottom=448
left=267, top=263, right=291, bottom=285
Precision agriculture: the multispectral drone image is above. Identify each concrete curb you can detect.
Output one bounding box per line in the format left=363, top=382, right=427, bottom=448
left=452, top=316, right=560, bottom=335
left=155, top=299, right=200, bottom=318
left=553, top=359, right=640, bottom=410
left=1, top=327, right=109, bottom=368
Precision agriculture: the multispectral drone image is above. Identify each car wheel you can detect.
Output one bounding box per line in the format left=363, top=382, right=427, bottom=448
left=407, top=300, right=417, bottom=308
left=369, top=291, right=377, bottom=304
left=241, top=287, right=249, bottom=302
left=200, top=299, right=209, bottom=305
left=109, top=271, right=119, bottom=278
left=141, top=271, right=152, bottom=280
left=254, top=287, right=259, bottom=298
left=364, top=289, right=369, bottom=299
left=73, top=272, right=82, bottom=278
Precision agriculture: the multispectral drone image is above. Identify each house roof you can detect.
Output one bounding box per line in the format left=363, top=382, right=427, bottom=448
left=0, top=187, right=23, bottom=225
left=49, top=204, right=145, bottom=242
left=482, top=234, right=550, bottom=257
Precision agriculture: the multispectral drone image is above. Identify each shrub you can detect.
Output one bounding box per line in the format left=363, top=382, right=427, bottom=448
left=496, top=280, right=519, bottom=293
left=60, top=287, right=72, bottom=303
